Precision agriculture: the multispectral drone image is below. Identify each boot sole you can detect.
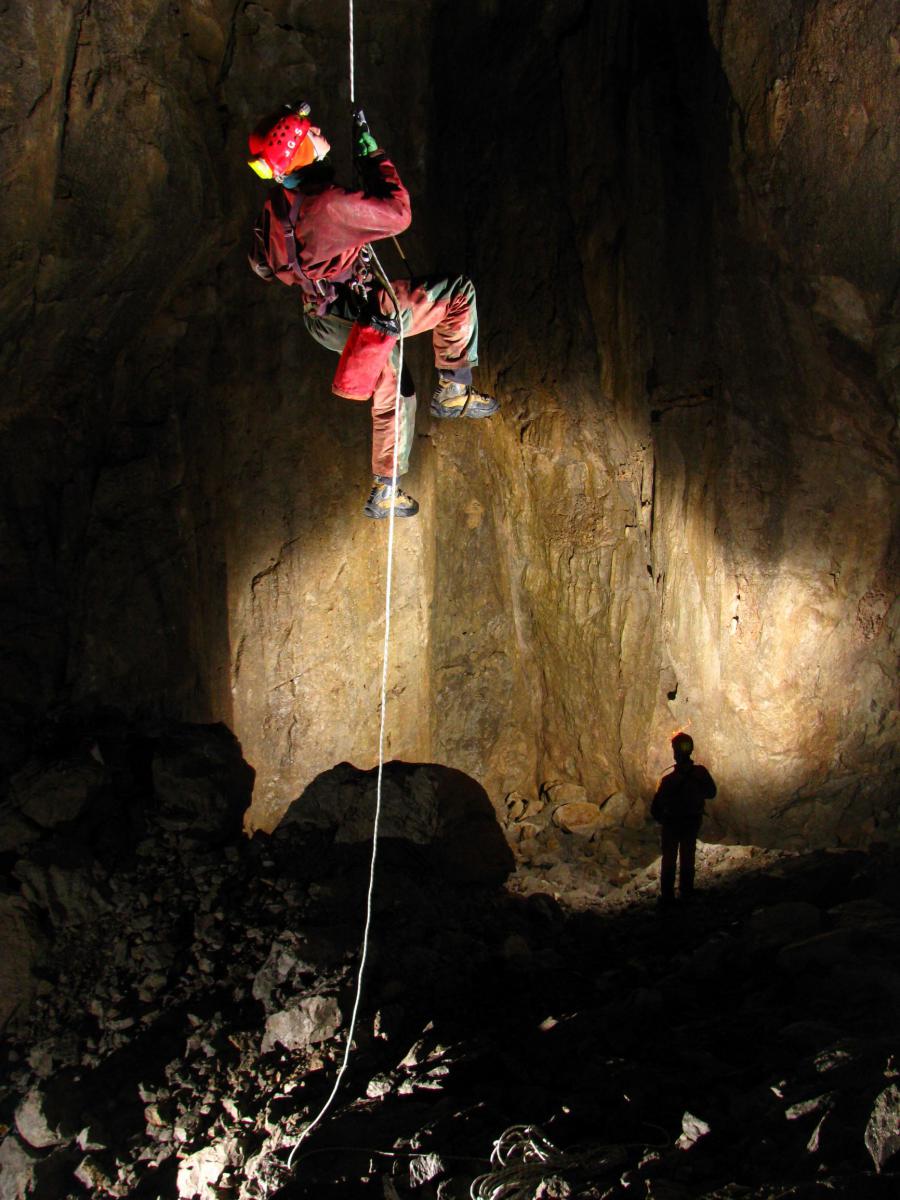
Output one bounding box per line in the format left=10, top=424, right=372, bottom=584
left=363, top=502, right=420, bottom=519
left=430, top=399, right=499, bottom=420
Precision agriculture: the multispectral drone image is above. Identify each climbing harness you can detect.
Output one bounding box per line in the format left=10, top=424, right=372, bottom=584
left=332, top=228, right=401, bottom=402
left=284, top=7, right=405, bottom=1164
left=272, top=188, right=333, bottom=305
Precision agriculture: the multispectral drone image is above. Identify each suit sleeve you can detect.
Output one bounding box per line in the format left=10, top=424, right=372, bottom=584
left=321, top=153, right=412, bottom=243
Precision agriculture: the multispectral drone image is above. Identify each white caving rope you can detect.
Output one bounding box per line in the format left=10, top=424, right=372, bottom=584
left=285, top=252, right=405, bottom=1168
left=348, top=0, right=355, bottom=106
left=282, top=0, right=404, bottom=1175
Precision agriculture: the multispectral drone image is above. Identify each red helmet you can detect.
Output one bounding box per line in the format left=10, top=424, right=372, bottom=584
left=248, top=103, right=315, bottom=180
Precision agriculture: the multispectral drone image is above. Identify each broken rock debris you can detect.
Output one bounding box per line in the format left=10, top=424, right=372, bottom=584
left=1, top=725, right=899, bottom=1198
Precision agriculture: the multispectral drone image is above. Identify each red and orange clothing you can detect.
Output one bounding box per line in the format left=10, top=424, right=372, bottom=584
left=285, top=153, right=480, bottom=479
left=293, top=152, right=411, bottom=287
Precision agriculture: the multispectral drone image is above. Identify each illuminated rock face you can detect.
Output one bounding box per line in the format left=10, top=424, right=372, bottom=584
left=0, top=1, right=896, bottom=845
left=426, top=0, right=899, bottom=850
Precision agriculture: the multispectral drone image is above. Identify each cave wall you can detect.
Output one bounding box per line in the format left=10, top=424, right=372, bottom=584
left=0, top=0, right=437, bottom=812
left=1, top=0, right=243, bottom=740
left=0, top=0, right=896, bottom=845
left=423, top=0, right=899, bottom=847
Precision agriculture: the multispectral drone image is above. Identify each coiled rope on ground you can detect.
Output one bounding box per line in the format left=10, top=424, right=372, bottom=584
left=469, top=1125, right=637, bottom=1200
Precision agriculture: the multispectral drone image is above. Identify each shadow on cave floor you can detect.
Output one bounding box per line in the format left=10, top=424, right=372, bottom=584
left=2, top=744, right=899, bottom=1199
left=259, top=827, right=900, bottom=1198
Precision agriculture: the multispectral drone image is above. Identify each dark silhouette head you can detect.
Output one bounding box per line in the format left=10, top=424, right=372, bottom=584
left=671, top=731, right=694, bottom=764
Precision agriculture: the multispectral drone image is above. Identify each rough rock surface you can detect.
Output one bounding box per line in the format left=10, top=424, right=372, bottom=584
left=0, top=716, right=253, bottom=1027
left=426, top=0, right=900, bottom=846
left=1, top=726, right=899, bottom=1200
left=865, top=1083, right=900, bottom=1172
left=152, top=723, right=255, bottom=843
left=0, top=3, right=897, bottom=846
left=260, top=997, right=342, bottom=1054
left=0, top=898, right=45, bottom=1032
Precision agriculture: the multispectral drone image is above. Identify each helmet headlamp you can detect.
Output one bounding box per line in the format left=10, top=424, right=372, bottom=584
left=248, top=156, right=275, bottom=180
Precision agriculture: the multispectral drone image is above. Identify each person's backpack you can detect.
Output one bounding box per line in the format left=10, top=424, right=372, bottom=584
left=248, top=190, right=305, bottom=287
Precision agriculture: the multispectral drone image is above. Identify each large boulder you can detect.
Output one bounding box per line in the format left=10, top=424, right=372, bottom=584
left=0, top=808, right=41, bottom=857
left=7, top=756, right=106, bottom=831
left=151, top=724, right=254, bottom=843
left=261, top=997, right=342, bottom=1054
left=551, top=800, right=603, bottom=837
left=14, top=1088, right=68, bottom=1150
left=251, top=932, right=318, bottom=1013
left=0, top=1135, right=37, bottom=1200
left=176, top=1138, right=240, bottom=1200
left=865, top=1083, right=900, bottom=1172
left=13, top=857, right=109, bottom=928
left=0, top=1134, right=74, bottom=1200
left=275, top=761, right=514, bottom=885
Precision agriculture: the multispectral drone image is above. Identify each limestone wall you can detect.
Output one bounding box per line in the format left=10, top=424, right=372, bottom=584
left=0, top=0, right=896, bottom=846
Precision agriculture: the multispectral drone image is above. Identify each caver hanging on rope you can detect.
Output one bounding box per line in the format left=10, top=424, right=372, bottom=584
left=246, top=98, right=500, bottom=520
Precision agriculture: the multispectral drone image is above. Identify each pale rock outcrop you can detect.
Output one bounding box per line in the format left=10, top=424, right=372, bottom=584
left=176, top=1139, right=239, bottom=1200
left=261, top=997, right=342, bottom=1054
left=865, top=1084, right=900, bottom=1172
left=0, top=1136, right=38, bottom=1200
left=14, top=1088, right=67, bottom=1151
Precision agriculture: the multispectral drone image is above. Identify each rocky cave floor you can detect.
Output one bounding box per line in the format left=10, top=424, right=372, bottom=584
left=1, top=723, right=899, bottom=1199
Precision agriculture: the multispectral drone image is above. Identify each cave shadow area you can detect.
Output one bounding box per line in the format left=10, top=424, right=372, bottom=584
left=252, top=763, right=900, bottom=1198
left=3, top=743, right=899, bottom=1199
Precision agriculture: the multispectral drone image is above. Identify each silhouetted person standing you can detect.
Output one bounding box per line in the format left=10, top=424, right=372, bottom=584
left=651, top=732, right=717, bottom=905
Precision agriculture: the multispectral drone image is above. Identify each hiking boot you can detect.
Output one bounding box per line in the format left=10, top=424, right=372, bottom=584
left=364, top=479, right=419, bottom=520
left=430, top=379, right=499, bottom=419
